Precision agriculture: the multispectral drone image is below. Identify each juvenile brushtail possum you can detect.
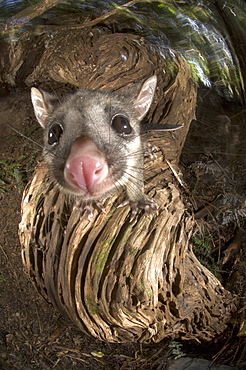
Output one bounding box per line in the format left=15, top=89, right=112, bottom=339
left=31, top=76, right=158, bottom=220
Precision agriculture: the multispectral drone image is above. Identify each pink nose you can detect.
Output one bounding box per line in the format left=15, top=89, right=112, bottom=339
left=65, top=156, right=107, bottom=192
left=64, top=137, right=109, bottom=194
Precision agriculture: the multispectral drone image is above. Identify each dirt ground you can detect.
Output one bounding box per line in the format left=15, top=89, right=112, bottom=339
left=0, top=88, right=246, bottom=369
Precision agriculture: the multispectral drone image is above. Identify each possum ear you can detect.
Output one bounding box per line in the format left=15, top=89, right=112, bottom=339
left=31, top=88, right=58, bottom=128
left=133, top=75, right=157, bottom=120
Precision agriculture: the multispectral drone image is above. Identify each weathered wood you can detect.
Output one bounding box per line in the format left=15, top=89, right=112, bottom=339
left=19, top=150, right=236, bottom=343
left=14, top=17, right=238, bottom=344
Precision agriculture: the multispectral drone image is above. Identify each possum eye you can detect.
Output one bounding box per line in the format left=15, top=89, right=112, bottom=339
left=111, top=114, right=132, bottom=135
left=48, top=123, right=63, bottom=145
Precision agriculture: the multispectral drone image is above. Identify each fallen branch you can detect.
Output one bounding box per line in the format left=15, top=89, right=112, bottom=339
left=0, top=0, right=61, bottom=34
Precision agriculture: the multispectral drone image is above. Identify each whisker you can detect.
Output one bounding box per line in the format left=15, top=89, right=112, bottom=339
left=5, top=123, right=44, bottom=150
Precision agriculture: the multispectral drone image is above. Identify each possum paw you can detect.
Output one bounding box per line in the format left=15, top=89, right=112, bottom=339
left=144, top=142, right=158, bottom=159
left=74, top=200, right=106, bottom=220
left=118, top=197, right=158, bottom=222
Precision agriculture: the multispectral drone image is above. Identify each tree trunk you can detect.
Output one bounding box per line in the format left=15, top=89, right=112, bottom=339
left=19, top=154, right=237, bottom=343
left=15, top=21, right=239, bottom=343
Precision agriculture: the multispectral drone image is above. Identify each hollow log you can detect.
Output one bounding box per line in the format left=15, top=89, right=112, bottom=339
left=19, top=154, right=236, bottom=343
left=16, top=24, right=239, bottom=343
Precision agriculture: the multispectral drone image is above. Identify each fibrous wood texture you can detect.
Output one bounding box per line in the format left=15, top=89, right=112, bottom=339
left=19, top=155, right=236, bottom=343
left=17, top=25, right=237, bottom=343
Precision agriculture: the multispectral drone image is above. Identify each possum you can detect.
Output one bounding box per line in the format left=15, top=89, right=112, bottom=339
left=31, top=76, right=158, bottom=220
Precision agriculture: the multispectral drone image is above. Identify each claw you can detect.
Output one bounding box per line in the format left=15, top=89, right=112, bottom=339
left=144, top=142, right=158, bottom=159
left=74, top=199, right=106, bottom=220
left=118, top=197, right=158, bottom=222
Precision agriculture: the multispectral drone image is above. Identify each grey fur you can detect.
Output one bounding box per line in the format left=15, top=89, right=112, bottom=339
left=31, top=76, right=158, bottom=218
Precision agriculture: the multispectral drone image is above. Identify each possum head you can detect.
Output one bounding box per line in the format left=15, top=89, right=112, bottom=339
left=31, top=76, right=157, bottom=217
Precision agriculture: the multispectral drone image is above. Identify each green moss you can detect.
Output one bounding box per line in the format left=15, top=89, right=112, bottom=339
left=191, top=234, right=218, bottom=276
left=95, top=236, right=115, bottom=272
left=84, top=296, right=99, bottom=315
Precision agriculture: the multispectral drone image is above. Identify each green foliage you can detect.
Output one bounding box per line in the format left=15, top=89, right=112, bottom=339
left=0, top=149, right=39, bottom=193
left=168, top=341, right=186, bottom=360
left=0, top=158, right=23, bottom=193
left=0, top=274, right=6, bottom=282
left=191, top=234, right=218, bottom=275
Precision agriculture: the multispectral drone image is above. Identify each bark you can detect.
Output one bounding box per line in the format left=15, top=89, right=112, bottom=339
left=19, top=153, right=236, bottom=343
left=10, top=15, right=240, bottom=344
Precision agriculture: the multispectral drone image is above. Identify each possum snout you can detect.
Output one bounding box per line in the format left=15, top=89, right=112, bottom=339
left=64, top=137, right=109, bottom=195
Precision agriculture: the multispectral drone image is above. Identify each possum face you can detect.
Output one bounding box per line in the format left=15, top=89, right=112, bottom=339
left=31, top=76, right=157, bottom=201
